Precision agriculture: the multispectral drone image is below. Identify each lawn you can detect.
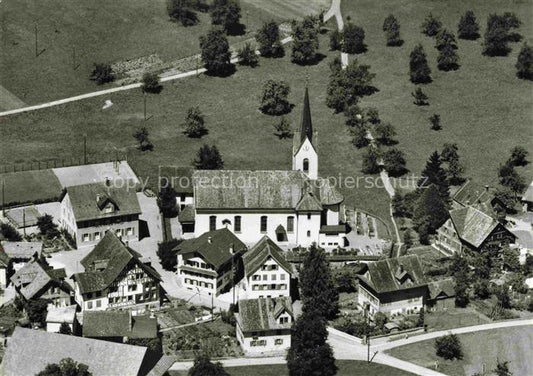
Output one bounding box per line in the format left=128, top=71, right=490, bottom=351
left=0, top=33, right=394, bottom=228
left=0, top=169, right=63, bottom=207
left=170, top=360, right=416, bottom=376
left=0, top=0, right=284, bottom=105
left=424, top=307, right=490, bottom=331
left=387, top=327, right=533, bottom=376
left=341, top=0, right=533, bottom=186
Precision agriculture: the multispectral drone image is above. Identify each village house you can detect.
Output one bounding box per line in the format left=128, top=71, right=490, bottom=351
left=10, top=258, right=72, bottom=308
left=0, top=250, right=8, bottom=288
left=46, top=304, right=78, bottom=333
left=357, top=255, right=427, bottom=318
left=0, top=327, right=154, bottom=376
left=175, top=228, right=246, bottom=297
left=522, top=180, right=533, bottom=212
left=72, top=231, right=162, bottom=314
left=1, top=241, right=43, bottom=275
left=82, top=310, right=157, bottom=344
left=60, top=181, right=141, bottom=247
left=426, top=278, right=455, bottom=311
left=239, top=236, right=293, bottom=300
left=435, top=205, right=516, bottom=256
left=172, top=88, right=345, bottom=250
left=235, top=297, right=294, bottom=355
left=452, top=180, right=507, bottom=215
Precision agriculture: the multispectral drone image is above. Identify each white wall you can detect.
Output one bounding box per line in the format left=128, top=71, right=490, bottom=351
left=292, top=139, right=318, bottom=180
left=296, top=213, right=321, bottom=247
left=0, top=268, right=6, bottom=288
left=242, top=258, right=290, bottom=299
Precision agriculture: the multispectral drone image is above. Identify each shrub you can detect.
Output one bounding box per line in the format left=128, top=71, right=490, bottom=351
left=409, top=44, right=431, bottom=84
left=274, top=117, right=293, bottom=139
left=412, top=87, right=429, bottom=106
left=329, top=29, right=342, bottom=51
left=194, top=144, right=224, bottom=170
left=237, top=42, right=258, bottom=67
left=458, top=11, right=480, bottom=40
left=167, top=0, right=199, bottom=26
left=89, top=63, right=115, bottom=85
left=383, top=15, right=402, bottom=46
left=1, top=222, right=22, bottom=241
left=435, top=334, right=463, bottom=360
left=516, top=43, right=533, bottom=80
left=342, top=23, right=365, bottom=54
left=142, top=72, right=163, bottom=94
left=259, top=80, right=291, bottom=115
left=421, top=13, right=442, bottom=37
left=429, top=114, right=441, bottom=130
left=183, top=106, right=208, bottom=138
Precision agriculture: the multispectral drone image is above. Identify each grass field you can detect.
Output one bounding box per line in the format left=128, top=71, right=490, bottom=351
left=0, top=169, right=63, bottom=207
left=0, top=0, right=284, bottom=105
left=341, top=0, right=533, bottom=185
left=387, top=327, right=533, bottom=376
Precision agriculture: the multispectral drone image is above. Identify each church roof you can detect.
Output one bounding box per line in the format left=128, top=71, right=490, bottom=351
left=293, top=87, right=314, bottom=156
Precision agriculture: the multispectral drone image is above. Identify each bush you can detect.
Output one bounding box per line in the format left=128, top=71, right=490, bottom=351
left=429, top=114, right=441, bottom=130
left=37, top=214, right=60, bottom=240
left=142, top=72, right=163, bottom=94
left=1, top=222, right=22, bottom=241
left=194, top=144, right=224, bottom=170
left=412, top=87, right=429, bottom=106
left=435, top=334, right=463, bottom=360
left=458, top=10, right=480, bottom=40
left=167, top=0, right=199, bottom=26
left=409, top=44, right=431, bottom=84
left=329, top=30, right=342, bottom=51
left=183, top=106, right=208, bottom=138
left=516, top=43, right=533, bottom=80
left=90, top=63, right=115, bottom=85
left=259, top=80, right=291, bottom=115
left=342, top=23, right=366, bottom=54
left=274, top=117, right=293, bottom=139
left=421, top=13, right=442, bottom=37
left=237, top=42, right=258, bottom=67
left=256, top=21, right=284, bottom=57
left=383, top=14, right=402, bottom=46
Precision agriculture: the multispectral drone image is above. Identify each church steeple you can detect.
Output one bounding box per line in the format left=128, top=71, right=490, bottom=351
left=300, top=86, right=313, bottom=144
left=292, top=87, right=318, bottom=180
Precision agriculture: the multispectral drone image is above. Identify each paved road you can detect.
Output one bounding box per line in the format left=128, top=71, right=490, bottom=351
left=0, top=37, right=292, bottom=117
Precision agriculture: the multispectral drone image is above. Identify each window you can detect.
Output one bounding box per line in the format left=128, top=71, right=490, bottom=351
left=234, top=216, right=241, bottom=232
left=252, top=275, right=261, bottom=281
left=275, top=339, right=284, bottom=345
left=307, top=230, right=311, bottom=237
left=127, top=227, right=134, bottom=236
left=280, top=274, right=286, bottom=280
left=279, top=316, right=289, bottom=324
left=209, top=216, right=217, bottom=231
left=271, top=274, right=277, bottom=281
left=287, top=216, right=294, bottom=233
left=87, top=301, right=93, bottom=309
left=83, top=233, right=90, bottom=242
left=115, top=229, right=122, bottom=237
left=262, top=275, right=268, bottom=281
left=303, top=158, right=309, bottom=173
left=260, top=216, right=267, bottom=233
left=96, top=300, right=101, bottom=308
left=307, top=213, right=311, bottom=220
left=94, top=232, right=101, bottom=241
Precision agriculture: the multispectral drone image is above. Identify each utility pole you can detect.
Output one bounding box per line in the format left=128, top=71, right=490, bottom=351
left=72, top=46, right=76, bottom=70
left=83, top=134, right=87, bottom=164
left=1, top=180, right=5, bottom=217
left=23, top=208, right=26, bottom=237
left=367, top=336, right=370, bottom=363
left=35, top=24, right=38, bottom=57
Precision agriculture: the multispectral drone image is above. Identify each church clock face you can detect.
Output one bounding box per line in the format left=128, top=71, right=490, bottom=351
left=304, top=145, right=309, bottom=151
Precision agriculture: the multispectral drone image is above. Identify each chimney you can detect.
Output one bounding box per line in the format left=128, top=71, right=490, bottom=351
left=399, top=264, right=404, bottom=273
left=105, top=178, right=111, bottom=187
left=485, top=185, right=490, bottom=192
left=208, top=236, right=212, bottom=244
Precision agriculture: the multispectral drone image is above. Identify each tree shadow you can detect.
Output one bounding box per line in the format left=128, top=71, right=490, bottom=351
left=204, top=63, right=237, bottom=78
left=388, top=167, right=409, bottom=178
left=387, top=39, right=404, bottom=47
left=184, top=128, right=209, bottom=138
left=226, top=23, right=246, bottom=36
left=292, top=53, right=327, bottom=66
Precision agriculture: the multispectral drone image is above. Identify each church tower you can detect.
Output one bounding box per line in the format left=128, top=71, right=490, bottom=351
left=292, top=87, right=318, bottom=180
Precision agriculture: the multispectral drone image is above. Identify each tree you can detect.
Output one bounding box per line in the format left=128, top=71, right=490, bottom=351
left=483, top=14, right=512, bottom=56
left=329, top=29, right=342, bottom=51
left=256, top=21, right=284, bottom=57
left=495, top=284, right=511, bottom=309
left=141, top=72, right=162, bottom=94
left=342, top=23, right=365, bottom=54
left=509, top=146, right=529, bottom=166
left=419, top=151, right=450, bottom=201
left=183, top=106, right=208, bottom=138
left=494, top=359, right=513, bottom=376
left=287, top=309, right=337, bottom=376
left=417, top=307, right=425, bottom=327
left=37, top=214, right=60, bottom=239
left=434, top=334, right=463, bottom=360
left=291, top=16, right=320, bottom=65
left=410, top=44, right=432, bottom=84
left=374, top=312, right=388, bottom=331
left=0, top=222, right=22, bottom=241
left=259, top=80, right=291, bottom=115
left=365, top=107, right=380, bottom=125
left=454, top=280, right=470, bottom=307
left=516, top=43, right=533, bottom=80
left=441, top=143, right=465, bottom=185
left=361, top=147, right=380, bottom=174
left=383, top=14, right=402, bottom=46
left=421, top=13, right=442, bottom=37
left=333, top=266, right=358, bottom=293
left=26, top=298, right=50, bottom=326
left=157, top=239, right=181, bottom=270
left=37, top=358, right=91, bottom=376
left=413, top=184, right=449, bottom=235
left=133, top=127, right=153, bottom=151
left=502, top=246, right=520, bottom=272
left=193, top=144, right=224, bottom=170
left=375, top=122, right=397, bottom=145
left=59, top=322, right=72, bottom=335
left=458, top=11, right=480, bottom=40
left=499, top=163, right=526, bottom=197
left=403, top=229, right=413, bottom=249
left=351, top=125, right=369, bottom=149
left=199, top=28, right=232, bottom=76
left=392, top=193, right=407, bottom=217
left=435, top=29, right=457, bottom=50
left=383, top=148, right=407, bottom=177
left=474, top=279, right=491, bottom=299
left=158, top=184, right=178, bottom=217
left=344, top=59, right=377, bottom=97
left=438, top=43, right=460, bottom=71
left=210, top=0, right=241, bottom=33
left=89, top=63, right=115, bottom=85
left=188, top=355, right=229, bottom=376
left=167, top=0, right=199, bottom=26
left=429, top=113, right=441, bottom=130
left=274, top=117, right=293, bottom=139
left=326, top=62, right=348, bottom=112
left=237, top=42, right=258, bottom=67
left=412, top=87, right=429, bottom=105
left=299, top=244, right=339, bottom=320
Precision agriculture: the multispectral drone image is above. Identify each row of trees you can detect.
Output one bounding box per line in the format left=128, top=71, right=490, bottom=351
left=330, top=23, right=367, bottom=53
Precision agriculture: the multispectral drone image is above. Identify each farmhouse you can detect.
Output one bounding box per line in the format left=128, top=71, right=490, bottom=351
left=357, top=255, right=427, bottom=317
left=82, top=310, right=157, bottom=343
left=235, top=297, right=294, bottom=355
left=72, top=231, right=162, bottom=314
left=60, top=181, right=141, bottom=247
left=452, top=180, right=506, bottom=215
left=240, top=236, right=293, bottom=300
left=175, top=228, right=246, bottom=296
left=435, top=206, right=516, bottom=255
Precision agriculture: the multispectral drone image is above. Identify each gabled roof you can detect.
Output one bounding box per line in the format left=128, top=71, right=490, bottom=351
left=427, top=278, right=455, bottom=300
left=1, top=241, right=42, bottom=259
left=243, top=236, right=292, bottom=278
left=453, top=180, right=495, bottom=207
left=66, top=182, right=141, bottom=222
left=175, top=228, right=246, bottom=270
left=178, top=205, right=195, bottom=223
left=448, top=206, right=508, bottom=248
left=46, top=305, right=77, bottom=324
left=295, top=191, right=322, bottom=211
left=522, top=181, right=533, bottom=203
left=236, top=297, right=293, bottom=332
left=83, top=311, right=157, bottom=339
left=293, top=87, right=314, bottom=156
left=10, top=259, right=68, bottom=300
left=359, top=255, right=427, bottom=294
left=73, top=232, right=161, bottom=293
left=0, top=327, right=149, bottom=376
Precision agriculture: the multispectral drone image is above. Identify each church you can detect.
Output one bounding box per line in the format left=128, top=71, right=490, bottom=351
left=176, top=88, right=347, bottom=249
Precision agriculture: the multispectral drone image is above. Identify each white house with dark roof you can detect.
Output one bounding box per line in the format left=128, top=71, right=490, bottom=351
left=235, top=297, right=293, bottom=355
left=170, top=89, right=345, bottom=250
left=522, top=180, right=533, bottom=212
left=46, top=304, right=78, bottom=333
left=239, top=236, right=293, bottom=300
left=60, top=181, right=141, bottom=247
left=175, top=228, right=247, bottom=296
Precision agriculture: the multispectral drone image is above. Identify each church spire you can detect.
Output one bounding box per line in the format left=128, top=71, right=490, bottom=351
left=300, top=86, right=313, bottom=144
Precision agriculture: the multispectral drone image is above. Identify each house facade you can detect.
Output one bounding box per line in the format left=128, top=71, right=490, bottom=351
left=435, top=206, right=516, bottom=255
left=72, top=232, right=162, bottom=314
left=357, top=255, right=427, bottom=318
left=60, top=182, right=141, bottom=247
left=522, top=181, right=533, bottom=212
left=239, top=236, right=292, bottom=300
left=46, top=305, right=78, bottom=333
left=235, top=297, right=293, bottom=355
left=175, top=228, right=246, bottom=296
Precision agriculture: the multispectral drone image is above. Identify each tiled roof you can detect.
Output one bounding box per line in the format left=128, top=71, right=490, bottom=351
left=10, top=260, right=68, bottom=300
left=5, top=206, right=42, bottom=228
left=1, top=241, right=42, bottom=259
left=175, top=228, right=246, bottom=269
left=46, top=305, right=77, bottom=324
left=73, top=232, right=161, bottom=293
left=319, top=224, right=348, bottom=235
left=66, top=182, right=141, bottom=222
left=83, top=311, right=157, bottom=339
left=147, top=355, right=179, bottom=376
left=427, top=278, right=455, bottom=300
left=0, top=247, right=8, bottom=268
left=295, top=191, right=322, bottom=211
left=449, top=206, right=501, bottom=248
left=237, top=297, right=293, bottom=332
left=360, top=255, right=427, bottom=293
left=0, top=327, right=148, bottom=376
left=314, top=178, right=344, bottom=205
left=243, top=236, right=292, bottom=278
left=453, top=180, right=494, bottom=207
left=522, top=182, right=533, bottom=203
left=178, top=205, right=195, bottom=223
